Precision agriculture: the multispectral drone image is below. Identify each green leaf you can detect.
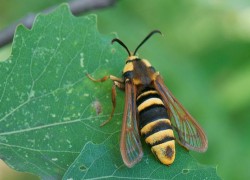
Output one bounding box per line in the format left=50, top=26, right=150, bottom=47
left=0, top=4, right=219, bottom=179
left=63, top=136, right=218, bottom=180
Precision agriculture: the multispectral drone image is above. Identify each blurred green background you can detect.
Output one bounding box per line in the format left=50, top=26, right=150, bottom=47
left=1, top=0, right=250, bottom=179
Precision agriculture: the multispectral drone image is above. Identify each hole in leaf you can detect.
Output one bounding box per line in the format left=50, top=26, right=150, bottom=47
left=182, top=169, right=190, bottom=174
left=79, top=164, right=87, bottom=171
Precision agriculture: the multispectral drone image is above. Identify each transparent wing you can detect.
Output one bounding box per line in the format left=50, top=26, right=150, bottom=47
left=154, top=75, right=208, bottom=152
left=120, top=82, right=143, bottom=167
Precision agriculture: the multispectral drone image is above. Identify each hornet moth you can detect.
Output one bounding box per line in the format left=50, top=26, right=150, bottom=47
left=87, top=30, right=208, bottom=167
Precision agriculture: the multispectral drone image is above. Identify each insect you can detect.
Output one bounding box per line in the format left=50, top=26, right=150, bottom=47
left=87, top=30, right=208, bottom=167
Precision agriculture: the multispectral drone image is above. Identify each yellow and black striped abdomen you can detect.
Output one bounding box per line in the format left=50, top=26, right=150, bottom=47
left=136, top=88, right=176, bottom=165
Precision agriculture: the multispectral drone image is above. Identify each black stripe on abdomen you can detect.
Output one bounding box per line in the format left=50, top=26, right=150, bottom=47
left=139, top=105, right=169, bottom=129
left=142, top=120, right=173, bottom=139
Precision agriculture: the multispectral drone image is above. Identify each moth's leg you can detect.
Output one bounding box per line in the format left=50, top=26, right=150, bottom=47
left=86, top=73, right=109, bottom=82
left=100, top=82, right=115, bottom=126
left=100, top=79, right=126, bottom=126
left=86, top=73, right=124, bottom=126
left=110, top=75, right=124, bottom=84
left=87, top=73, right=123, bottom=84
left=113, top=80, right=125, bottom=90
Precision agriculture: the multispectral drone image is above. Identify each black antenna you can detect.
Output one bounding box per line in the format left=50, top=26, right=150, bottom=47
left=112, top=38, right=131, bottom=56
left=133, top=30, right=162, bottom=55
